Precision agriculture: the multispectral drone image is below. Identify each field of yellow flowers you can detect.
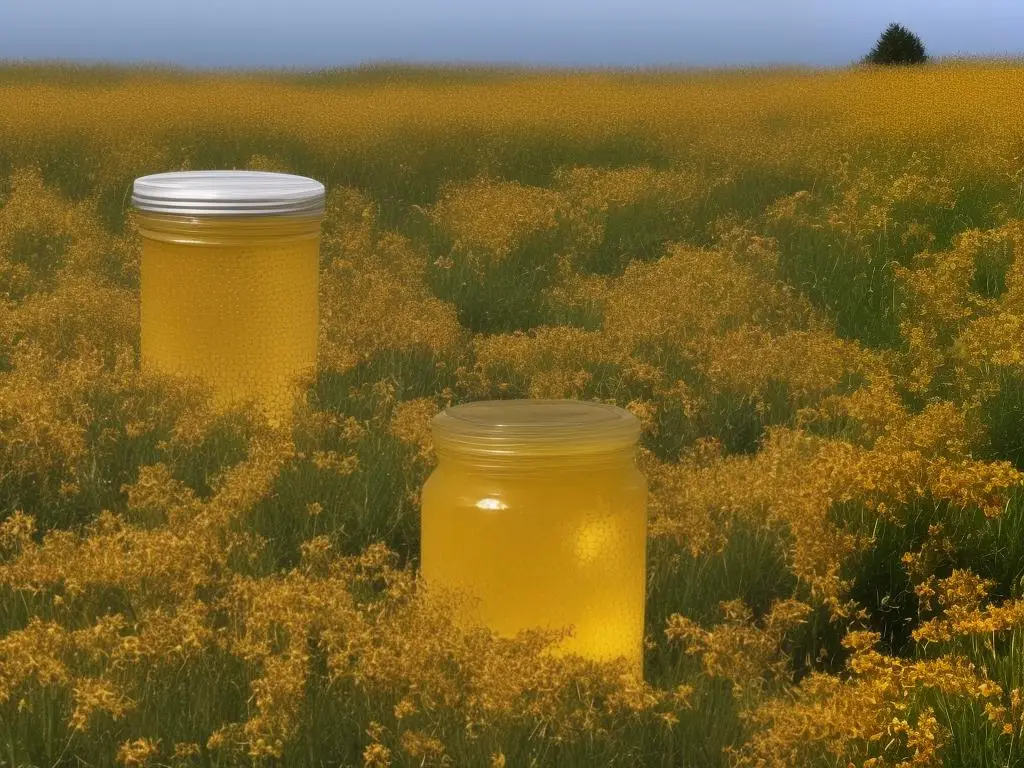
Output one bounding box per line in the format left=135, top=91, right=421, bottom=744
left=4, top=59, right=1024, bottom=767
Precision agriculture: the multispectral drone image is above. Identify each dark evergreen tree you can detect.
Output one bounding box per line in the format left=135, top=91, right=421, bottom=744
left=863, top=23, right=928, bottom=65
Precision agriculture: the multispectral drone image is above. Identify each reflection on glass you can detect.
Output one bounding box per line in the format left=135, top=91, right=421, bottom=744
left=475, top=497, right=509, bottom=511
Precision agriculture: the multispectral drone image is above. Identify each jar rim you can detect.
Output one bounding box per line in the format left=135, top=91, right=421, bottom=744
left=432, top=398, right=640, bottom=457
left=132, top=170, right=325, bottom=217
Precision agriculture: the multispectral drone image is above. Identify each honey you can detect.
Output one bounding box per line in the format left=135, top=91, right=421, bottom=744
left=132, top=171, right=324, bottom=426
left=421, top=399, right=648, bottom=678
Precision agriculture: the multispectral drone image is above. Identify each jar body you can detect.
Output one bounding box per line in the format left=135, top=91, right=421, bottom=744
left=136, top=212, right=320, bottom=426
left=421, top=453, right=648, bottom=678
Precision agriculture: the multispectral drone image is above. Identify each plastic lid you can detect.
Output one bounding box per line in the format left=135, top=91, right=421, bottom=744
left=432, top=399, right=640, bottom=458
left=132, top=170, right=325, bottom=216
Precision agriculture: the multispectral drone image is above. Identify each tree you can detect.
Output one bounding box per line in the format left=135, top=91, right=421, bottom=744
left=863, top=23, right=928, bottom=65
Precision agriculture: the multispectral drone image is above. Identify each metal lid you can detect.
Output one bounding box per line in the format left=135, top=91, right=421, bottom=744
left=132, top=170, right=325, bottom=216
left=432, top=399, right=641, bottom=458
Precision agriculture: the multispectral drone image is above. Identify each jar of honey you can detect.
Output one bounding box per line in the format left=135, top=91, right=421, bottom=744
left=132, top=171, right=324, bottom=427
left=421, top=399, right=648, bottom=678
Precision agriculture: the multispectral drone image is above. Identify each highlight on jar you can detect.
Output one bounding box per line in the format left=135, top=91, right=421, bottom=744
left=132, top=170, right=325, bottom=429
left=420, top=398, right=649, bottom=679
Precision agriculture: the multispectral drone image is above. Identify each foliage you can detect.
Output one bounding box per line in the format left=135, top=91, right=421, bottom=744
left=863, top=23, right=929, bottom=66
left=2, top=60, right=1024, bottom=767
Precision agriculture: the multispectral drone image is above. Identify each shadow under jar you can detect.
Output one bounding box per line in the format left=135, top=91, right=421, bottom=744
left=421, top=399, right=648, bottom=679
left=132, top=170, right=324, bottom=428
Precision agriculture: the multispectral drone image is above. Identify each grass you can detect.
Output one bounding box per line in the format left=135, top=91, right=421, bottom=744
left=2, top=59, right=1024, bottom=767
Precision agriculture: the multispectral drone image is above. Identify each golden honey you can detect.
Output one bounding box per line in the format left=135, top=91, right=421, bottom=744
left=421, top=399, right=648, bottom=678
left=133, top=172, right=324, bottom=427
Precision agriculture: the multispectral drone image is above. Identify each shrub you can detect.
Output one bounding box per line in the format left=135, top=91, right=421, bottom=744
left=862, top=23, right=928, bottom=66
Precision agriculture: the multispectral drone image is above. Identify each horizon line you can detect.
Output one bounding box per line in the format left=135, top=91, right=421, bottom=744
left=2, top=53, right=1024, bottom=78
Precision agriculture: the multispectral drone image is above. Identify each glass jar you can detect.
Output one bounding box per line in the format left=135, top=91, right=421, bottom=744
left=421, top=399, right=648, bottom=678
left=132, top=171, right=324, bottom=427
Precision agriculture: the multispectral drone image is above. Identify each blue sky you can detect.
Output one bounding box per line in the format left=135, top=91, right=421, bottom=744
left=2, top=0, right=1022, bottom=70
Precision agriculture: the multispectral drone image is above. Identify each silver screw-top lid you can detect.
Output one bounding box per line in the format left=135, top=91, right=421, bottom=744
left=132, top=170, right=325, bottom=216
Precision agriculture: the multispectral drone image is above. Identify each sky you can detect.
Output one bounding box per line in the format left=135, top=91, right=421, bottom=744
left=1, top=0, right=1022, bottom=70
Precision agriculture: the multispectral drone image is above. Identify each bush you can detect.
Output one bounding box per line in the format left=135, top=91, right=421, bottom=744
left=862, top=23, right=928, bottom=66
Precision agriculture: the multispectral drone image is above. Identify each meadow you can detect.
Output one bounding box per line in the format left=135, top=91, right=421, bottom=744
left=4, top=58, right=1024, bottom=766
